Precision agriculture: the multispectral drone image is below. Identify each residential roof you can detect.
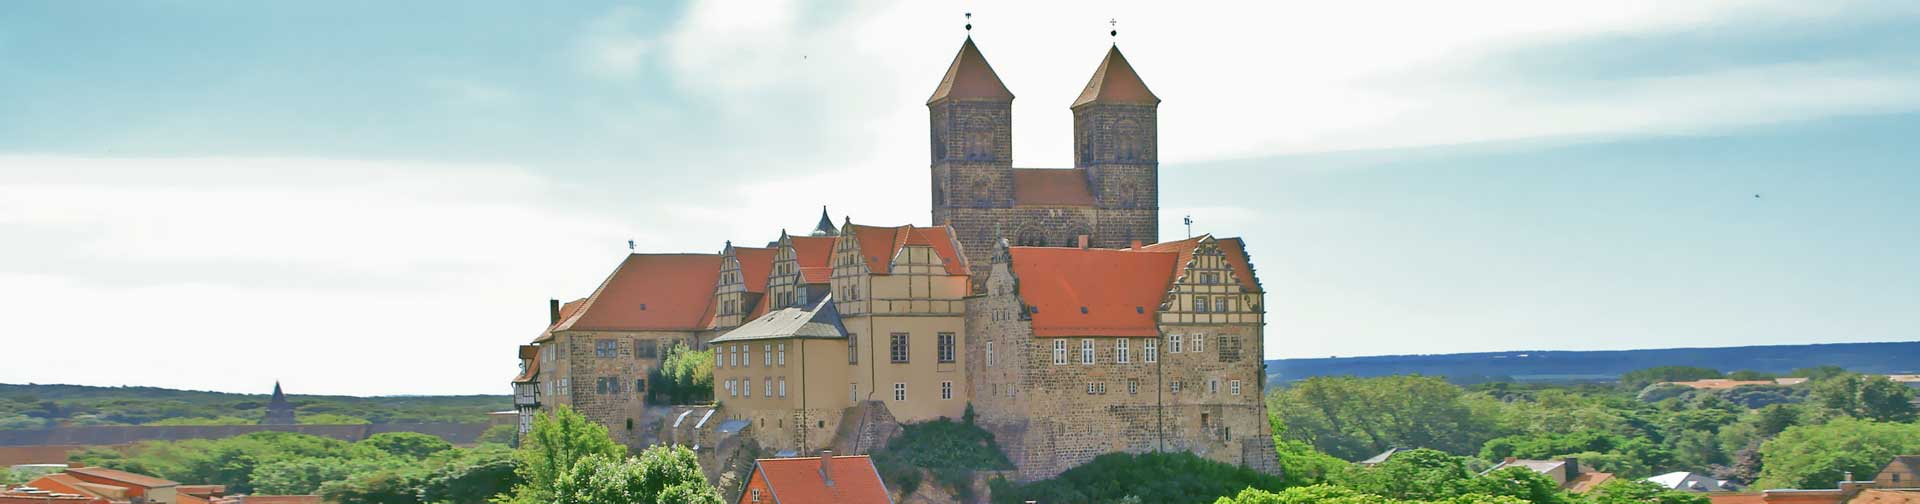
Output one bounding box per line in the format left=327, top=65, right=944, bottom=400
left=1566, top=472, right=1615, bottom=493
left=549, top=254, right=723, bottom=333
left=27, top=474, right=122, bottom=501
left=927, top=37, right=1013, bottom=105
left=1137, top=235, right=1262, bottom=293
left=790, top=236, right=836, bottom=284
left=1072, top=45, right=1160, bottom=108
left=531, top=298, right=587, bottom=343
left=511, top=354, right=540, bottom=383
left=1011, top=168, right=1096, bottom=207
left=1853, top=490, right=1920, bottom=504
left=1007, top=247, right=1176, bottom=337
left=845, top=224, right=968, bottom=276
left=709, top=297, right=847, bottom=344
left=1487, top=459, right=1566, bottom=475
left=734, top=247, right=777, bottom=294
left=1358, top=448, right=1402, bottom=466
left=1661, top=379, right=1777, bottom=390
left=1647, top=471, right=1738, bottom=492
left=65, top=466, right=178, bottom=489
left=752, top=455, right=891, bottom=504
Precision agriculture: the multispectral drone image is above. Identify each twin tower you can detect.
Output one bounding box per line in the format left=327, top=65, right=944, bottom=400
left=926, top=36, right=1162, bottom=289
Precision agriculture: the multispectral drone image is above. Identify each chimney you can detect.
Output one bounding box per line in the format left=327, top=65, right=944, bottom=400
left=549, top=299, right=561, bottom=324
left=1129, top=239, right=1142, bottom=250
left=1077, top=235, right=1090, bottom=249
left=1564, top=457, right=1579, bottom=478
left=1504, top=457, right=1517, bottom=464
left=819, top=450, right=834, bottom=485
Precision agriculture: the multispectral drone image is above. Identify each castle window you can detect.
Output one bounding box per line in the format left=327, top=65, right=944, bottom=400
left=636, top=340, right=658, bottom=359
left=938, top=333, right=957, bottom=363
left=848, top=333, right=859, bottom=364
left=1219, top=336, right=1242, bottom=363
left=1128, top=379, right=1140, bottom=395
left=1145, top=340, right=1158, bottom=363
left=986, top=341, right=995, bottom=367
left=941, top=381, right=953, bottom=400
left=1052, top=340, right=1068, bottom=365
left=778, top=343, right=786, bottom=366
left=763, top=344, right=772, bottom=366
left=890, top=333, right=910, bottom=363
left=1171, top=380, right=1182, bottom=394
left=1194, top=296, right=1209, bottom=313
left=893, top=382, right=907, bottom=401
left=1115, top=339, right=1130, bottom=364
left=1080, top=339, right=1095, bottom=365
left=1086, top=382, right=1097, bottom=395
left=595, top=339, right=617, bottom=358
left=1193, top=334, right=1206, bottom=353
left=764, top=377, right=772, bottom=398
left=560, top=378, right=569, bottom=395
left=635, top=378, right=646, bottom=394
left=1209, top=379, right=1219, bottom=394
left=1170, top=335, right=1183, bottom=353
left=1231, top=380, right=1242, bottom=395
left=1216, top=297, right=1230, bottom=313
left=779, top=377, right=787, bottom=398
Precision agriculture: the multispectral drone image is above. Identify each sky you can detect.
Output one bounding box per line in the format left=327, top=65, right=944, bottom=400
left=2, top=1, right=1918, bottom=396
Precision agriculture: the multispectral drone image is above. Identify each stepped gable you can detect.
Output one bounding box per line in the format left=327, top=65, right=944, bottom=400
left=1011, top=168, right=1096, bottom=206
left=1005, top=246, right=1177, bottom=337
left=1136, top=235, right=1262, bottom=292
left=926, top=37, right=1014, bottom=104
left=1072, top=45, right=1160, bottom=108
left=548, top=253, right=723, bottom=332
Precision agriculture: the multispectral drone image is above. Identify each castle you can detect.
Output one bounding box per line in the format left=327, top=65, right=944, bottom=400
left=511, top=34, right=1279, bottom=482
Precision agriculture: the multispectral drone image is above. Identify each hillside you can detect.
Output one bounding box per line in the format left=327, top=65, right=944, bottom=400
left=0, top=383, right=508, bottom=429
left=1266, top=340, right=1920, bottom=385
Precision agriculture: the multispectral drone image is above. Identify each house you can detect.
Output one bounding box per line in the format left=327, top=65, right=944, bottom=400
left=0, top=486, right=106, bottom=504
left=1650, top=471, right=1744, bottom=492
left=1485, top=457, right=1614, bottom=493
left=26, top=466, right=180, bottom=504
left=737, top=452, right=890, bottom=504
left=1357, top=447, right=1404, bottom=467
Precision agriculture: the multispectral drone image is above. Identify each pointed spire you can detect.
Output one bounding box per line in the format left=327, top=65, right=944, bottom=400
left=810, top=206, right=838, bottom=236
left=927, top=37, right=1014, bottom=105
left=1073, top=45, right=1159, bottom=108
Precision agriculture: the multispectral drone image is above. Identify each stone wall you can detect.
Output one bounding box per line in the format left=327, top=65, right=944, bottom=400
left=556, top=329, right=695, bottom=448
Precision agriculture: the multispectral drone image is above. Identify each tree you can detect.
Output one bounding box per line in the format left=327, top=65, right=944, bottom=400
left=551, top=447, right=721, bottom=504
left=1582, top=479, right=1709, bottom=504
left=1810, top=374, right=1916, bottom=422
left=501, top=406, right=626, bottom=504
left=419, top=445, right=521, bottom=504
left=252, top=457, right=404, bottom=495
left=1754, top=418, right=1920, bottom=489
left=360, top=432, right=454, bottom=460
left=1619, top=367, right=1722, bottom=391
left=1341, top=449, right=1474, bottom=502
left=1271, top=376, right=1500, bottom=460
left=1788, top=366, right=1847, bottom=381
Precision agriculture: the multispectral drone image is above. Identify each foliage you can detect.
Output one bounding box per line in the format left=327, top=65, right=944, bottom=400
left=551, top=447, right=720, bottom=504
left=1753, top=417, right=1920, bottom=489
left=500, top=406, right=626, bottom=504
left=989, top=451, right=1285, bottom=504
left=1273, top=435, right=1352, bottom=486
left=1808, top=374, right=1916, bottom=422
left=872, top=417, right=1012, bottom=500
left=646, top=345, right=714, bottom=405
left=1272, top=375, right=1501, bottom=460
left=1581, top=479, right=1709, bottom=504
left=319, top=444, right=521, bottom=504
left=478, top=424, right=520, bottom=447
left=301, top=413, right=375, bottom=425
left=253, top=457, right=405, bottom=495
left=0, top=383, right=506, bottom=428
left=360, top=432, right=454, bottom=460
left=144, top=416, right=259, bottom=426
left=1619, top=367, right=1724, bottom=391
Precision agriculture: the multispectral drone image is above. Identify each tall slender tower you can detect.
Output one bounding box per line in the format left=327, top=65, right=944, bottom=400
left=263, top=381, right=297, bottom=425
left=928, top=36, right=1015, bottom=236
left=1073, top=44, right=1161, bottom=245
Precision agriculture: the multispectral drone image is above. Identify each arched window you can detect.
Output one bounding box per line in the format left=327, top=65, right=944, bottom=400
left=1016, top=227, right=1048, bottom=247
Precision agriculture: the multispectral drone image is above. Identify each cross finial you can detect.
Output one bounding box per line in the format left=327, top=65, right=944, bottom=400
left=627, top=239, right=635, bottom=252
left=1110, top=18, right=1118, bottom=39
left=965, top=12, right=972, bottom=33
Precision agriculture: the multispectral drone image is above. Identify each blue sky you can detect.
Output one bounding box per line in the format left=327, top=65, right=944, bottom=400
left=2, top=1, right=1918, bottom=395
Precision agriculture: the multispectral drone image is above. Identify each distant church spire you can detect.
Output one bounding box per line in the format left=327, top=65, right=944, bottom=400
left=810, top=206, right=838, bottom=236
left=263, top=381, right=297, bottom=425
left=926, top=35, right=1013, bottom=105
left=1073, top=44, right=1159, bottom=108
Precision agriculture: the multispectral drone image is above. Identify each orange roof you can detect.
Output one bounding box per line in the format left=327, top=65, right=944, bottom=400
left=751, top=455, right=890, bottom=504
left=1012, top=169, right=1095, bottom=207
left=1138, top=235, right=1263, bottom=293
left=734, top=247, right=777, bottom=293
left=65, top=466, right=177, bottom=489
left=790, top=236, right=836, bottom=284
left=1853, top=490, right=1920, bottom=504
left=1664, top=379, right=1776, bottom=390
left=551, top=254, right=723, bottom=332
left=238, top=497, right=324, bottom=504
left=511, top=354, right=540, bottom=383
left=1073, top=45, right=1160, bottom=107
left=532, top=298, right=587, bottom=343
left=845, top=224, right=968, bottom=276
left=1708, top=495, right=1766, bottom=504
left=27, top=474, right=110, bottom=500
left=1008, top=247, right=1176, bottom=337
left=927, top=37, right=1013, bottom=105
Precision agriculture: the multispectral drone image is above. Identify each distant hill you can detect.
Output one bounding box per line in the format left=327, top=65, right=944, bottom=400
left=0, top=383, right=508, bottom=429
left=1265, top=341, right=1920, bottom=385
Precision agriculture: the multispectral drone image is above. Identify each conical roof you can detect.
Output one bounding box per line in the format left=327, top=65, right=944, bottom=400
left=810, top=206, right=838, bottom=236
left=269, top=382, right=288, bottom=406
left=927, top=37, right=1014, bottom=105
left=1073, top=45, right=1159, bottom=108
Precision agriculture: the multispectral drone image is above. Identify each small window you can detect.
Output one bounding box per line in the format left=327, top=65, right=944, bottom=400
left=1194, top=296, right=1208, bottom=313
left=741, top=377, right=750, bottom=398
left=764, top=377, right=772, bottom=398
left=986, top=341, right=995, bottom=367
left=1231, top=380, right=1242, bottom=395
left=1128, top=378, right=1140, bottom=395
left=1209, top=379, right=1220, bottom=394
left=893, top=382, right=907, bottom=401
left=937, top=333, right=956, bottom=363
left=752, top=488, right=761, bottom=503
left=778, top=343, right=786, bottom=365
left=941, top=381, right=953, bottom=400
left=636, top=378, right=647, bottom=394
left=1171, top=380, right=1182, bottom=394
left=1145, top=339, right=1158, bottom=363
left=1216, top=297, right=1229, bottom=313
left=890, top=333, right=910, bottom=363
left=1193, top=334, right=1206, bottom=353
left=1115, top=339, right=1131, bottom=364
left=779, top=377, right=787, bottom=397
left=848, top=333, right=859, bottom=364
left=1086, top=382, right=1097, bottom=395
left=1080, top=339, right=1095, bottom=365
left=595, top=339, right=618, bottom=358
left=1170, top=335, right=1183, bottom=353
left=763, top=343, right=773, bottom=366
left=1052, top=340, right=1068, bottom=365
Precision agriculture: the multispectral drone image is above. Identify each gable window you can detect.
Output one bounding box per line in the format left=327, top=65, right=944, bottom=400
left=1145, top=339, right=1158, bottom=363
left=937, top=333, right=957, bottom=363
left=1194, top=296, right=1209, bottom=313
left=893, top=382, right=907, bottom=401
left=847, top=333, right=859, bottom=364
left=752, top=488, right=761, bottom=503
left=890, top=333, right=910, bottom=363
left=941, top=381, right=953, bottom=400
left=1170, top=335, right=1184, bottom=353
left=595, top=339, right=617, bottom=358
left=1052, top=340, right=1068, bottom=365
left=1115, top=339, right=1131, bottom=364
left=1193, top=334, right=1206, bottom=353
left=986, top=341, right=995, bottom=367
left=1080, top=339, right=1095, bottom=365
left=1231, top=380, right=1243, bottom=395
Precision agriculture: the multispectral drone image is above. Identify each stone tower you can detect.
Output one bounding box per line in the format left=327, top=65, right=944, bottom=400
left=263, top=381, right=297, bottom=425
left=929, top=37, right=1161, bottom=290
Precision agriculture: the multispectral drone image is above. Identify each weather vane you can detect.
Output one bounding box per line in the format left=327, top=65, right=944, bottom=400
left=1184, top=215, right=1193, bottom=238
left=965, top=12, right=972, bottom=32
left=627, top=239, right=635, bottom=252
left=1110, top=18, right=1118, bottom=39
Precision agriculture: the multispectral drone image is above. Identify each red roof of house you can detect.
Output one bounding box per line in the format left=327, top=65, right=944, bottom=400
left=1008, top=247, right=1176, bottom=337
left=532, top=298, right=587, bottom=343
left=1012, top=168, right=1095, bottom=206
left=844, top=224, right=968, bottom=276
left=752, top=456, right=890, bottom=504
left=734, top=246, right=777, bottom=293
left=1137, top=235, right=1262, bottom=293
left=927, top=37, right=1013, bottom=104
left=551, top=254, right=723, bottom=332
left=1073, top=45, right=1161, bottom=107
left=790, top=236, right=836, bottom=284
left=65, top=466, right=177, bottom=489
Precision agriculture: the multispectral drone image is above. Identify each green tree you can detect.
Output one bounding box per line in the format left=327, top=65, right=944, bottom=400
left=1341, top=449, right=1474, bottom=502
left=649, top=345, right=715, bottom=405
left=990, top=452, right=1285, bottom=504
left=320, top=468, right=428, bottom=504
left=1754, top=418, right=1920, bottom=489
left=1583, top=479, right=1709, bottom=504
left=420, top=445, right=521, bottom=504
left=1465, top=466, right=1572, bottom=504
left=1619, top=367, right=1722, bottom=391
left=1788, top=366, right=1847, bottom=381
left=300, top=413, right=374, bottom=425
left=501, top=406, right=626, bottom=504
left=360, top=432, right=454, bottom=460
left=251, top=457, right=405, bottom=495
left=551, top=447, right=720, bottom=504
left=1272, top=376, right=1500, bottom=460
left=1810, top=374, right=1916, bottom=422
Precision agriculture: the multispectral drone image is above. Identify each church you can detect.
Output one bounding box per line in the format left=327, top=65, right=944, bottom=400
left=511, top=33, right=1278, bottom=483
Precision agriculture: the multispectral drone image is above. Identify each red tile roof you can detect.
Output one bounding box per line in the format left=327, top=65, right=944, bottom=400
left=1852, top=490, right=1920, bottom=504
left=734, top=247, right=777, bottom=293
left=790, top=236, right=836, bottom=284
left=1138, top=235, right=1262, bottom=293
left=844, top=224, right=968, bottom=276
left=65, top=466, right=178, bottom=489
left=551, top=254, right=723, bottom=332
left=927, top=37, right=1013, bottom=105
left=1073, top=45, right=1161, bottom=107
left=1012, top=169, right=1095, bottom=206
left=751, top=456, right=890, bottom=504
left=532, top=298, right=587, bottom=343
left=1008, top=247, right=1176, bottom=337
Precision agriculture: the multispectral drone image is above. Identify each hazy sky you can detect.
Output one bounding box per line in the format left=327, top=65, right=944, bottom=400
left=3, top=1, right=1918, bottom=395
